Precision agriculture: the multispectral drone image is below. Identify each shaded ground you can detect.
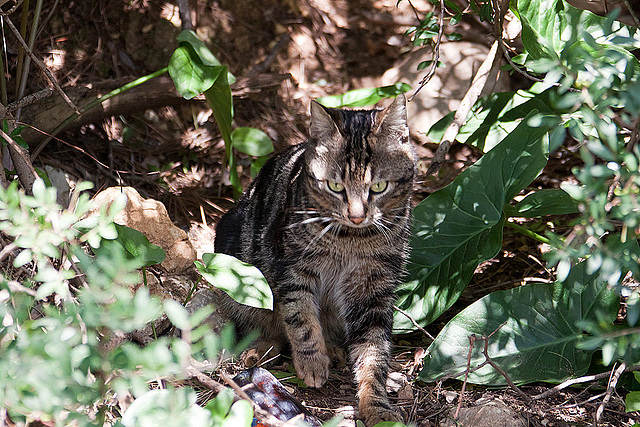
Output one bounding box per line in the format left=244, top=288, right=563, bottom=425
left=5, top=0, right=638, bottom=426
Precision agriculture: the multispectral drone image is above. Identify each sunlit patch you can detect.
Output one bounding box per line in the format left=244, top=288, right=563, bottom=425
left=44, top=49, right=65, bottom=73
left=161, top=3, right=182, bottom=28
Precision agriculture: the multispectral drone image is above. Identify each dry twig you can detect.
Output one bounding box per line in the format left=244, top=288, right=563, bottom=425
left=2, top=15, right=80, bottom=115
left=394, top=305, right=435, bottom=341
left=0, top=126, right=37, bottom=193
left=594, top=362, right=627, bottom=426
left=408, top=0, right=445, bottom=102
left=426, top=40, right=501, bottom=176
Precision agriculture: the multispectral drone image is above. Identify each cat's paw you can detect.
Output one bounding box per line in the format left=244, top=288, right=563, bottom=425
left=360, top=403, right=402, bottom=426
left=293, top=350, right=330, bottom=388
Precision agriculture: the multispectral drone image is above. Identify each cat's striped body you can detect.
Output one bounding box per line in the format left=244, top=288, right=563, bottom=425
left=214, top=95, right=416, bottom=425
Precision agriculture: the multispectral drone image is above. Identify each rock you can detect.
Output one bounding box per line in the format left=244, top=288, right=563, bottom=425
left=442, top=398, right=527, bottom=427
left=381, top=42, right=511, bottom=143
left=87, top=186, right=196, bottom=273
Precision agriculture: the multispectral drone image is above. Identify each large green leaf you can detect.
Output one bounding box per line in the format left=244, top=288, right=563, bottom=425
left=427, top=85, right=558, bottom=152
left=419, top=260, right=619, bottom=385
left=394, top=113, right=550, bottom=332
left=316, top=83, right=411, bottom=108
left=515, top=0, right=636, bottom=65
left=195, top=253, right=273, bottom=310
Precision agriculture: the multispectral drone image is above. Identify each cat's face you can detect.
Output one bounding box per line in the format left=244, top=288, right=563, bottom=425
left=304, top=95, right=416, bottom=230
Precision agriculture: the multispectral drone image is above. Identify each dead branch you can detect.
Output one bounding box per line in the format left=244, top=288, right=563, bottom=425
left=0, top=0, right=24, bottom=16
left=20, top=73, right=290, bottom=148
left=3, top=15, right=80, bottom=115
left=6, top=280, right=36, bottom=296
left=455, top=334, right=479, bottom=418
left=594, top=362, right=627, bottom=426
left=426, top=40, right=501, bottom=176
left=394, top=305, right=435, bottom=341
left=1, top=127, right=37, bottom=194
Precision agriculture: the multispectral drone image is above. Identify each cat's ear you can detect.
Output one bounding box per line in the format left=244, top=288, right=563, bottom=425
left=374, top=94, right=409, bottom=143
left=310, top=101, right=340, bottom=141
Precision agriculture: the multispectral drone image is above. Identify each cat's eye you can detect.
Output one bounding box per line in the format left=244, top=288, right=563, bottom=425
left=327, top=180, right=345, bottom=193
left=370, top=181, right=388, bottom=193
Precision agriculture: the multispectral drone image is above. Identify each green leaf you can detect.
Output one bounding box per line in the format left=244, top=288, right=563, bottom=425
left=231, top=127, right=274, bottom=157
left=163, top=299, right=191, bottom=330
left=420, top=260, right=619, bottom=384
left=205, top=67, right=233, bottom=145
left=175, top=30, right=235, bottom=83
left=427, top=86, right=560, bottom=152
left=316, top=83, right=411, bottom=108
left=205, top=387, right=235, bottom=418
left=394, top=113, right=550, bottom=332
left=195, top=253, right=273, bottom=310
left=168, top=45, right=223, bottom=99
left=121, top=388, right=212, bottom=427
left=627, top=392, right=640, bottom=412
left=250, top=155, right=269, bottom=179
left=514, top=0, right=636, bottom=67
left=220, top=400, right=253, bottom=427
left=95, top=224, right=166, bottom=267
left=505, top=188, right=580, bottom=218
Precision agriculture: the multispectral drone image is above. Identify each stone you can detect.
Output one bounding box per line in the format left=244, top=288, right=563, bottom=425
left=381, top=42, right=511, bottom=143
left=87, top=186, right=196, bottom=273
left=442, top=398, right=527, bottom=427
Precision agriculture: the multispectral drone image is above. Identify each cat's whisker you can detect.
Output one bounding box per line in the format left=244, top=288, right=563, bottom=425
left=303, top=221, right=335, bottom=253
left=284, top=217, right=332, bottom=229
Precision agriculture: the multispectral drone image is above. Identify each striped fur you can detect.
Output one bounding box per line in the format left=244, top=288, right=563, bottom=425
left=214, top=95, right=416, bottom=425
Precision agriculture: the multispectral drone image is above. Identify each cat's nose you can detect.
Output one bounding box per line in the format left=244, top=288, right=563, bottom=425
left=348, top=216, right=365, bottom=225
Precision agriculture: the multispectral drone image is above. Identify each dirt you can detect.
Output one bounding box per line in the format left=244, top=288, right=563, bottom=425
left=5, top=0, right=639, bottom=426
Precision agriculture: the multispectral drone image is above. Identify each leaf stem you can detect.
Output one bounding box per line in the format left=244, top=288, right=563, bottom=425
left=505, top=221, right=551, bottom=245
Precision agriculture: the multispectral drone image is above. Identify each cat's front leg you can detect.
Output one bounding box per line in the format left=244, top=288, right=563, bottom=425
left=345, top=284, right=402, bottom=425
left=279, top=278, right=330, bottom=388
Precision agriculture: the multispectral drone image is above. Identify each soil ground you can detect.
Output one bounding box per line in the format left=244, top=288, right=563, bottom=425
left=5, top=0, right=639, bottom=426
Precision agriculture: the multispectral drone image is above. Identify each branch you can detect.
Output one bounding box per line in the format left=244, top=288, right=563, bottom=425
left=3, top=15, right=80, bottom=115
left=594, top=362, right=627, bottom=426
left=394, top=305, right=435, bottom=341
left=426, top=40, right=501, bottom=176
left=408, top=0, right=445, bottom=102
left=1, top=127, right=37, bottom=194
left=455, top=334, right=480, bottom=418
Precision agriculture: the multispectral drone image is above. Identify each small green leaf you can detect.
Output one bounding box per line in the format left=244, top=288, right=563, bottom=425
left=168, top=45, right=223, bottom=99
left=627, top=392, right=640, bottom=412
left=205, top=388, right=235, bottom=417
left=176, top=30, right=235, bottom=83
left=95, top=224, right=166, bottom=267
left=316, top=83, right=411, bottom=108
left=205, top=67, right=233, bottom=146
left=196, top=253, right=273, bottom=310
left=231, top=127, right=274, bottom=157
left=220, top=400, right=253, bottom=427
left=163, top=299, right=191, bottom=330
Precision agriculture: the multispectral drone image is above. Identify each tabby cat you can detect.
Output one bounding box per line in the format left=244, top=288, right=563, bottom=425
left=213, top=94, right=416, bottom=425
